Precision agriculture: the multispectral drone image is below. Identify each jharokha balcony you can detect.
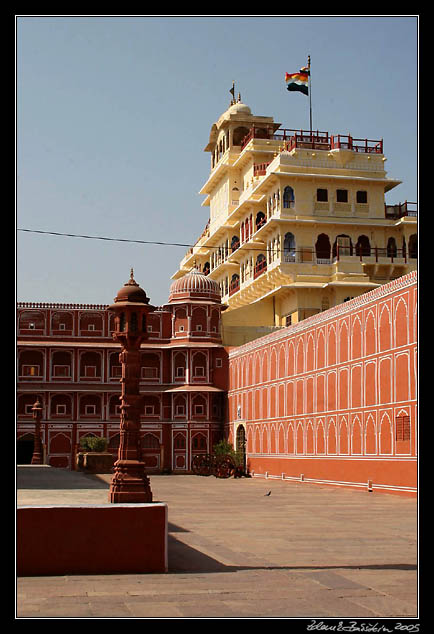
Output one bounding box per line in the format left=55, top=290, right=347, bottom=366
left=241, top=126, right=384, bottom=154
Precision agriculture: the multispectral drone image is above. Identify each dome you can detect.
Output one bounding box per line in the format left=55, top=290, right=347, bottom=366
left=169, top=269, right=221, bottom=304
left=113, top=269, right=150, bottom=305
left=227, top=101, right=251, bottom=116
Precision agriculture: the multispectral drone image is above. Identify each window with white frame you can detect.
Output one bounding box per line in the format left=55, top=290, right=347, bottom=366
left=22, top=365, right=41, bottom=377
left=56, top=404, right=67, bottom=415
left=85, top=404, right=96, bottom=415
left=142, top=367, right=158, bottom=379
left=53, top=365, right=70, bottom=377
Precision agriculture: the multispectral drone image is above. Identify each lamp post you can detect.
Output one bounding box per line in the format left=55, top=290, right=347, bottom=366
left=31, top=399, right=43, bottom=465
left=108, top=269, right=153, bottom=503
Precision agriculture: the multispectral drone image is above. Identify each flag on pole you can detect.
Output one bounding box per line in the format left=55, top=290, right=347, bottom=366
left=285, top=69, right=309, bottom=95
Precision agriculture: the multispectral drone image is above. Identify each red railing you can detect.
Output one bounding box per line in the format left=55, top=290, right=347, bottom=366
left=240, top=126, right=384, bottom=155
left=229, top=279, right=240, bottom=296
left=253, top=162, right=271, bottom=177
left=385, top=201, right=417, bottom=219
left=330, top=135, right=383, bottom=153
left=253, top=259, right=267, bottom=279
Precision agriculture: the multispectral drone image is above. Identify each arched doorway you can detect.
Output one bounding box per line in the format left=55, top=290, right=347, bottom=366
left=283, top=232, right=296, bottom=262
left=17, top=433, right=34, bottom=464
left=315, top=233, right=331, bottom=261
left=356, top=235, right=371, bottom=257
left=236, top=424, right=247, bottom=473
left=408, top=234, right=417, bottom=259
left=387, top=237, right=397, bottom=258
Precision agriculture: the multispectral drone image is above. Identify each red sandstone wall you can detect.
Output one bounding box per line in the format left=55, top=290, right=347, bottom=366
left=227, top=272, right=417, bottom=495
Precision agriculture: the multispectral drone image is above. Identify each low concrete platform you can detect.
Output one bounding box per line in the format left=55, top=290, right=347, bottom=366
left=16, top=466, right=418, bottom=619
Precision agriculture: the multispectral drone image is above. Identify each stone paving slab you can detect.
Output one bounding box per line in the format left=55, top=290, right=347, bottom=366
left=16, top=467, right=418, bottom=619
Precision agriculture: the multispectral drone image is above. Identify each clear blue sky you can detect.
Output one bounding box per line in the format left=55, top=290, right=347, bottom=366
left=16, top=15, right=418, bottom=306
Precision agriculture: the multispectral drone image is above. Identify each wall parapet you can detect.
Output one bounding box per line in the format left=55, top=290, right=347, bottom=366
left=229, top=271, right=417, bottom=358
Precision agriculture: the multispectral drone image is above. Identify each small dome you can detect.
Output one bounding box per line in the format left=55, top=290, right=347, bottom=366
left=227, top=101, right=251, bottom=116
left=169, top=269, right=221, bottom=304
left=113, top=269, right=149, bottom=305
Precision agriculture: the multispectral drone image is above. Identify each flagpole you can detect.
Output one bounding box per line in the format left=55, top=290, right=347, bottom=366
left=308, top=55, right=312, bottom=138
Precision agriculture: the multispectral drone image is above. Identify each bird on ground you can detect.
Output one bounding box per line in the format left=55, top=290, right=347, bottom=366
left=264, top=491, right=271, bottom=496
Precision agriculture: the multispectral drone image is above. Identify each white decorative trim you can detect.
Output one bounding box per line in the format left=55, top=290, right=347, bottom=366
left=229, top=272, right=417, bottom=358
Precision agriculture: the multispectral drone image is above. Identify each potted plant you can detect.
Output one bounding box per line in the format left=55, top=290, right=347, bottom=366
left=76, top=435, right=114, bottom=474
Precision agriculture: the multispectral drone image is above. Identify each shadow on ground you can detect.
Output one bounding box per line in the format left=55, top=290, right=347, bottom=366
left=16, top=466, right=109, bottom=490
left=167, top=534, right=417, bottom=575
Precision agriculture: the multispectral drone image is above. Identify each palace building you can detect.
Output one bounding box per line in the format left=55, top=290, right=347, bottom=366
left=17, top=269, right=228, bottom=472
left=171, top=95, right=417, bottom=346
left=17, top=94, right=417, bottom=495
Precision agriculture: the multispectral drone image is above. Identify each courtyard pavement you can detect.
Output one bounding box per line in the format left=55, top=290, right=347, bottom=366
left=16, top=466, right=418, bottom=619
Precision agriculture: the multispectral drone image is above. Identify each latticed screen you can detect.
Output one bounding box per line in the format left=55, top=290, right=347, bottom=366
left=395, top=416, right=410, bottom=441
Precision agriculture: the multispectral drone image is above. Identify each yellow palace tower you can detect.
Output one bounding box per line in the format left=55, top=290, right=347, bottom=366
left=172, top=76, right=417, bottom=346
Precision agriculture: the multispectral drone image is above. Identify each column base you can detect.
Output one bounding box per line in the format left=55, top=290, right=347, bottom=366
left=108, top=459, right=153, bottom=504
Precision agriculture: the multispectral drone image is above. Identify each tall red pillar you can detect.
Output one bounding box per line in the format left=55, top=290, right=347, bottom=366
left=108, top=270, right=154, bottom=503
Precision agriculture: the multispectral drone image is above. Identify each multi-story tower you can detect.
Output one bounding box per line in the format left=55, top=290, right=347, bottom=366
left=172, top=95, right=417, bottom=345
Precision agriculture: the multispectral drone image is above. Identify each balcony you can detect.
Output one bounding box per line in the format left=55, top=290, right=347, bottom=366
left=385, top=201, right=417, bottom=219
left=253, top=258, right=267, bottom=279
left=280, top=246, right=416, bottom=264
left=240, top=126, right=384, bottom=155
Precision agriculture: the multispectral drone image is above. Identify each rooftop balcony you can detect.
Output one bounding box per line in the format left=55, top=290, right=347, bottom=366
left=241, top=126, right=384, bottom=154
left=384, top=201, right=417, bottom=219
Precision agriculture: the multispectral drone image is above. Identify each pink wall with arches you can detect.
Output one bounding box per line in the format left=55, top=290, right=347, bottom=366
left=228, top=272, right=417, bottom=496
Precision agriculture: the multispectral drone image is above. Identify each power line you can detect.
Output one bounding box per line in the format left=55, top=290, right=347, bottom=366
left=17, top=228, right=194, bottom=249
left=17, top=228, right=285, bottom=254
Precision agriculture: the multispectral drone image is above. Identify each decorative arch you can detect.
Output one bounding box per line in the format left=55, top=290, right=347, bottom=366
left=283, top=186, right=295, bottom=208
left=379, top=413, right=393, bottom=454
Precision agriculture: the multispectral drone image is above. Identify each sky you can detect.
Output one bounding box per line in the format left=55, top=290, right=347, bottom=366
left=16, top=15, right=418, bottom=307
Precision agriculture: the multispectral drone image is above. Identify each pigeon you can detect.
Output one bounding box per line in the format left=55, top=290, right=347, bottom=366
left=264, top=491, right=271, bottom=496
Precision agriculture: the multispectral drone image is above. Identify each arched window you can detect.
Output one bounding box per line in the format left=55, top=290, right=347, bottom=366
left=230, top=273, right=240, bottom=295
left=333, top=235, right=353, bottom=258
left=254, top=254, right=267, bottom=278
left=386, top=237, right=397, bottom=258
left=283, top=186, right=295, bottom=208
left=408, top=234, right=417, bottom=259
left=142, top=433, right=160, bottom=449
left=283, top=232, right=296, bottom=262
left=231, top=235, right=240, bottom=252
left=255, top=211, right=266, bottom=231
left=192, top=433, right=207, bottom=451
left=356, top=235, right=371, bottom=257
left=233, top=126, right=250, bottom=146
left=315, top=233, right=331, bottom=261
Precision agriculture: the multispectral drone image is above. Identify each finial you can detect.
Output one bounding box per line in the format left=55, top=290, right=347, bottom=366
left=237, top=92, right=241, bottom=102
left=229, top=80, right=235, bottom=105
left=126, top=268, right=138, bottom=286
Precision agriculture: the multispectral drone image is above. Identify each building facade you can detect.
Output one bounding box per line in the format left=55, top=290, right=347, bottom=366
left=227, top=271, right=417, bottom=496
left=16, top=269, right=228, bottom=472
left=172, top=96, right=417, bottom=346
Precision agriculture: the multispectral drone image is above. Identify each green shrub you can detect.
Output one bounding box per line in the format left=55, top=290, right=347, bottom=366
left=213, top=439, right=244, bottom=467
left=79, top=435, right=108, bottom=453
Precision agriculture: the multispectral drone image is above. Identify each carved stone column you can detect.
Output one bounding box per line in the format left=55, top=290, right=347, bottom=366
left=108, top=270, right=154, bottom=504
left=31, top=399, right=43, bottom=465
